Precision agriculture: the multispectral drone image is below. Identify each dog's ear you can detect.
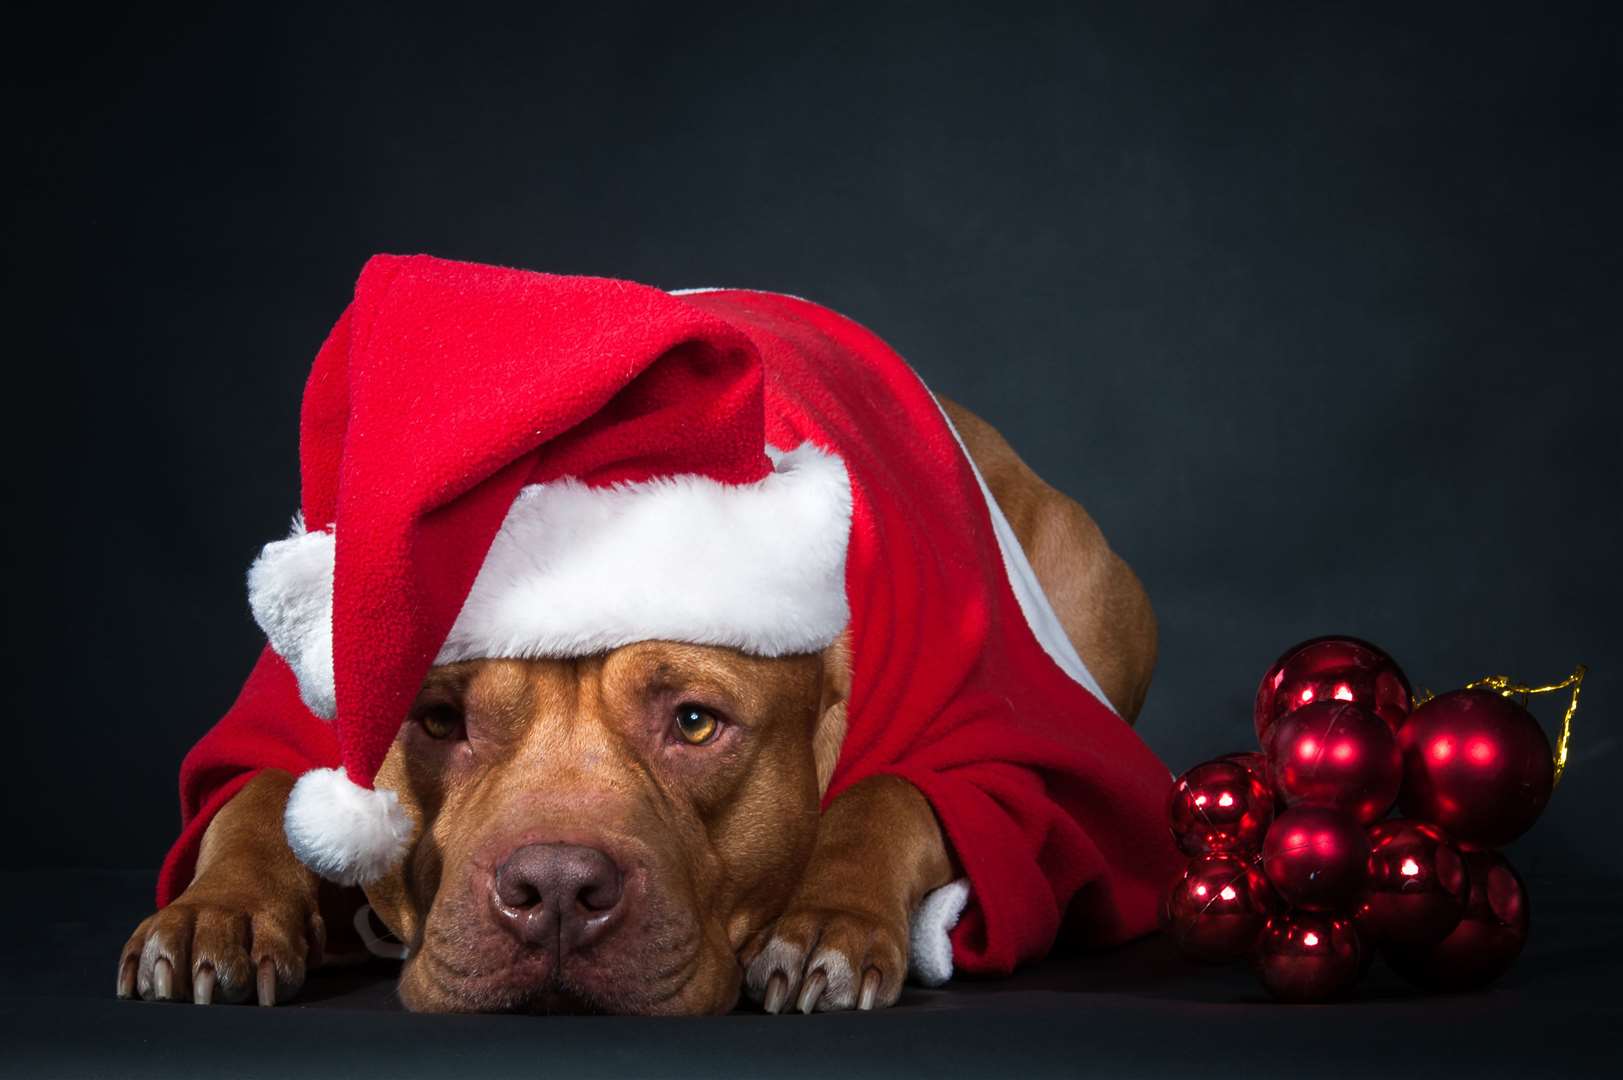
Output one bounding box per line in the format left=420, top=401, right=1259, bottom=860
left=811, top=628, right=852, bottom=796
left=360, top=741, right=430, bottom=948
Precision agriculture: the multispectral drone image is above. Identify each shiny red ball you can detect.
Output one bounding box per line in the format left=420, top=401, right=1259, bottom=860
left=1261, top=805, right=1370, bottom=911
left=1385, top=850, right=1530, bottom=991
left=1163, top=853, right=1278, bottom=963
left=1397, top=689, right=1554, bottom=848
left=1254, top=635, right=1413, bottom=746
left=1167, top=760, right=1275, bottom=856
left=1253, top=911, right=1364, bottom=1003
left=1267, top=700, right=1402, bottom=824
left=1355, top=820, right=1468, bottom=946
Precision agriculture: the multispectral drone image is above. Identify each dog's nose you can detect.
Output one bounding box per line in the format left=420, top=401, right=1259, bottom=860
left=491, top=843, right=624, bottom=951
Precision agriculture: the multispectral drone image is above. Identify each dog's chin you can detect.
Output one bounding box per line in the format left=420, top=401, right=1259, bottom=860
left=397, top=946, right=741, bottom=1016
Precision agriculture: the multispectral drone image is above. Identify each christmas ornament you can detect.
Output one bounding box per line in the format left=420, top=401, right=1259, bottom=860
left=1167, top=760, right=1275, bottom=856
left=1261, top=806, right=1369, bottom=911
left=1398, top=690, right=1554, bottom=848
left=1163, top=853, right=1277, bottom=963
left=1266, top=700, right=1402, bottom=824
left=1452, top=666, right=1585, bottom=786
left=1165, top=640, right=1584, bottom=1005
left=1253, top=911, right=1363, bottom=1003
left=1355, top=820, right=1467, bottom=946
left=1385, top=850, right=1530, bottom=991
left=1254, top=635, right=1413, bottom=745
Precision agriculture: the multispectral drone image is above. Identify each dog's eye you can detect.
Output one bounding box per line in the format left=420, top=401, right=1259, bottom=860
left=673, top=704, right=719, bottom=745
left=417, top=706, right=464, bottom=740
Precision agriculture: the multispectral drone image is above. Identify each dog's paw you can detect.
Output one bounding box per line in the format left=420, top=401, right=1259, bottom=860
left=741, top=905, right=907, bottom=1014
left=116, top=887, right=324, bottom=1006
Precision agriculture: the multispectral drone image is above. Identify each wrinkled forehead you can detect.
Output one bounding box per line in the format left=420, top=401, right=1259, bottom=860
left=419, top=642, right=820, bottom=719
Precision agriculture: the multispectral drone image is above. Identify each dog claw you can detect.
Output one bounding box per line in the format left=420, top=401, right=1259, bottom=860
left=193, top=963, right=216, bottom=1006
left=857, top=968, right=881, bottom=1011
left=762, top=971, right=789, bottom=1014
left=153, top=957, right=173, bottom=1001
left=116, top=955, right=137, bottom=999
left=797, top=969, right=827, bottom=1014
left=256, top=957, right=277, bottom=1007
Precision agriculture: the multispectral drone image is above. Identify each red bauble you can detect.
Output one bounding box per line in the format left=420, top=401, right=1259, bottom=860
left=1167, top=760, right=1275, bottom=855
left=1163, top=853, right=1278, bottom=963
left=1254, top=635, right=1413, bottom=745
left=1397, top=689, right=1555, bottom=848
left=1385, top=850, right=1530, bottom=991
left=1355, top=820, right=1468, bottom=946
left=1266, top=700, right=1402, bottom=824
left=1253, top=911, right=1364, bottom=1003
left=1261, top=806, right=1370, bottom=911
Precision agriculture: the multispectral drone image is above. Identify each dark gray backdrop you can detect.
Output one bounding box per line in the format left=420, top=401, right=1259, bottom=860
left=5, top=1, right=1618, bottom=883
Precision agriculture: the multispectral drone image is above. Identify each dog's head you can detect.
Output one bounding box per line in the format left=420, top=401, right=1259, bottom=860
left=363, top=636, right=849, bottom=1014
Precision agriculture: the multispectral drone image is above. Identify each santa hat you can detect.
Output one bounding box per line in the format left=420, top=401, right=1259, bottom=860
left=248, top=254, right=852, bottom=885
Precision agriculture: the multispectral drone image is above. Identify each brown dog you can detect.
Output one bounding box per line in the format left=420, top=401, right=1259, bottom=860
left=117, top=395, right=1155, bottom=1014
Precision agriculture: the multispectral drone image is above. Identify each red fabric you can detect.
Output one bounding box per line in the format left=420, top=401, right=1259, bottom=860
left=694, top=290, right=1182, bottom=969
left=158, top=646, right=338, bottom=906
left=160, top=259, right=1181, bottom=975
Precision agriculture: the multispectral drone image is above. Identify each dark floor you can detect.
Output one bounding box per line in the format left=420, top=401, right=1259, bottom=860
left=3, top=870, right=1619, bottom=1079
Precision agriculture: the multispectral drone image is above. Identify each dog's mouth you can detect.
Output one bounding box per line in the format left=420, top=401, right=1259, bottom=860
left=391, top=833, right=746, bottom=1014
left=403, top=922, right=711, bottom=1015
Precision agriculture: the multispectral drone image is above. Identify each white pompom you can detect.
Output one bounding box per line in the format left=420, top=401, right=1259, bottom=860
left=283, top=767, right=413, bottom=886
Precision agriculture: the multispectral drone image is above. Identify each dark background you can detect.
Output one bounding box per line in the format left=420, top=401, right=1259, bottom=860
left=5, top=0, right=1619, bottom=907
left=5, top=3, right=1621, bottom=1075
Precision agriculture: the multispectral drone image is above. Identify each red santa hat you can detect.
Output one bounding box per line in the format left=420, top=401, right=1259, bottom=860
left=248, top=254, right=852, bottom=885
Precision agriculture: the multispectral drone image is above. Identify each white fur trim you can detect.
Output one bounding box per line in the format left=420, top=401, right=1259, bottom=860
left=283, top=767, right=414, bottom=886
left=908, top=878, right=970, bottom=987
left=440, top=443, right=850, bottom=662
left=247, top=444, right=852, bottom=711
left=247, top=516, right=337, bottom=719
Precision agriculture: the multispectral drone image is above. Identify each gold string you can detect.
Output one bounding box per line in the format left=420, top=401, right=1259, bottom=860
left=1463, top=665, right=1586, bottom=786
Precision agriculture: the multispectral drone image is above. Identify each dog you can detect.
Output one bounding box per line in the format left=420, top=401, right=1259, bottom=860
left=116, top=260, right=1165, bottom=1014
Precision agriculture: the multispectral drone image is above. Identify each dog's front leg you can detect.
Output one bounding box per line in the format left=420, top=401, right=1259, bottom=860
left=117, top=769, right=326, bottom=1005
left=741, top=774, right=953, bottom=1013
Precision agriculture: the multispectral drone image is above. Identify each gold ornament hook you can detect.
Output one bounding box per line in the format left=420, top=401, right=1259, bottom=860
left=1462, top=664, right=1586, bottom=786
